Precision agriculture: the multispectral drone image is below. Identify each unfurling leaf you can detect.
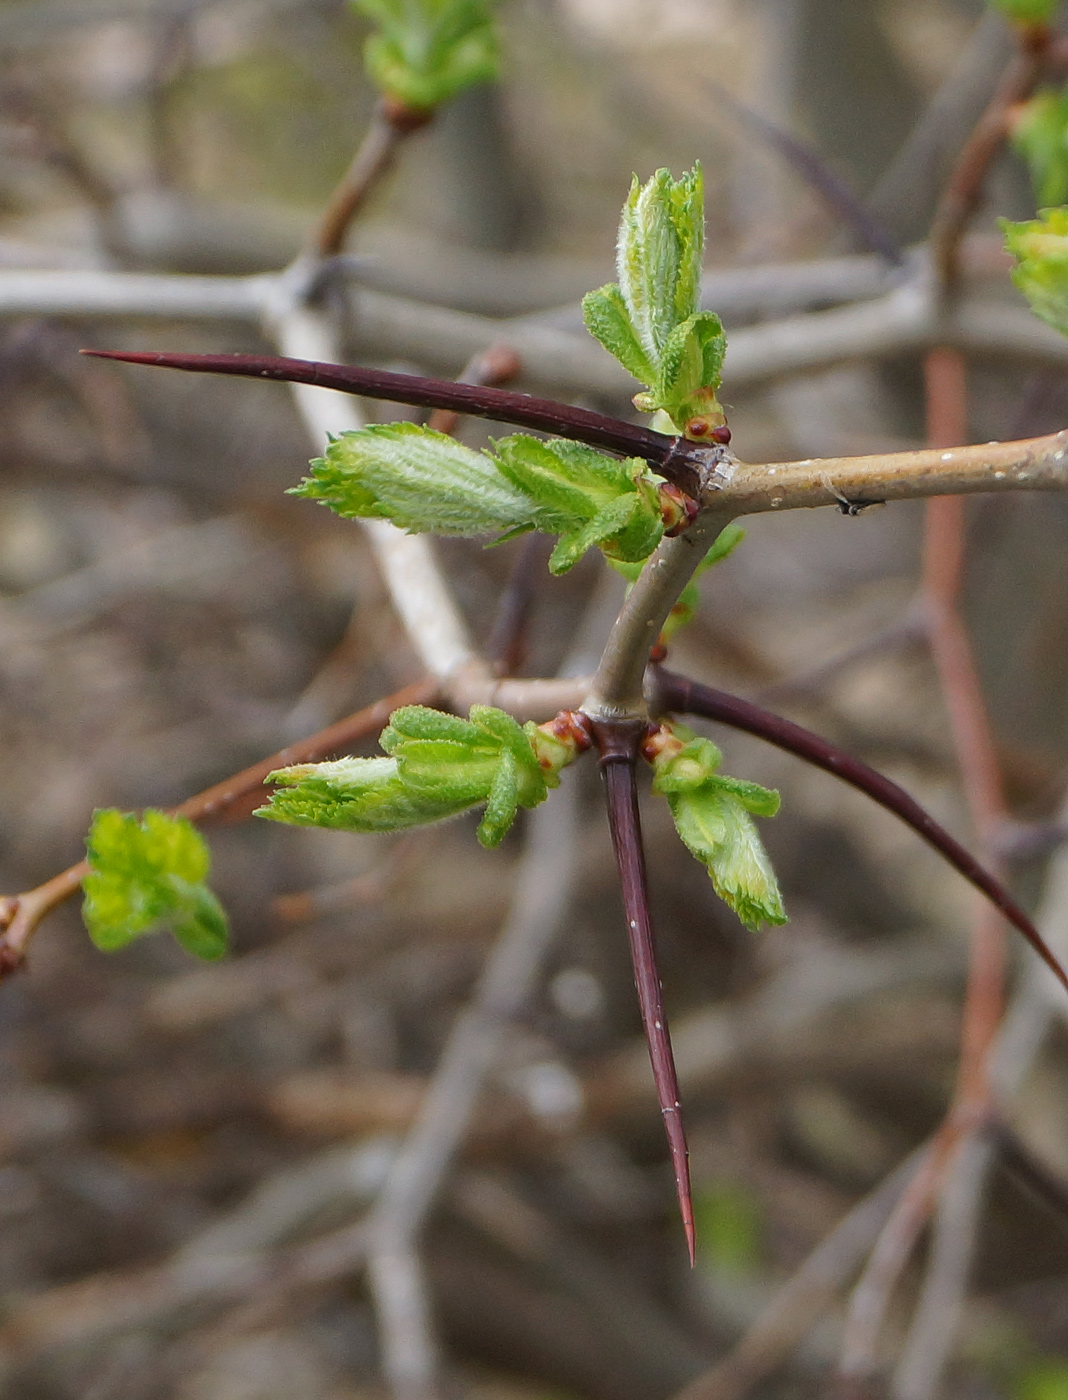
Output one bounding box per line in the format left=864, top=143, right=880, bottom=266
left=1002, top=208, right=1068, bottom=336
left=293, top=425, right=671, bottom=574
left=82, top=809, right=229, bottom=960
left=259, top=705, right=580, bottom=848
left=648, top=726, right=786, bottom=932
left=582, top=166, right=728, bottom=436
left=351, top=0, right=498, bottom=111
left=1011, top=87, right=1068, bottom=207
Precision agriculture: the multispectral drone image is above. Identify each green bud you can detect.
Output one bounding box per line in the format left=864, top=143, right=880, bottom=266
left=1002, top=207, right=1068, bottom=336
left=82, top=809, right=229, bottom=961
left=351, top=0, right=499, bottom=110
left=647, top=725, right=786, bottom=932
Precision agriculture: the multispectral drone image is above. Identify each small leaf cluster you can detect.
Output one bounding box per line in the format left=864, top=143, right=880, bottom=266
left=1002, top=207, right=1068, bottom=336
left=259, top=704, right=578, bottom=848
left=351, top=0, right=498, bottom=111
left=293, top=423, right=682, bottom=574
left=1011, top=86, right=1068, bottom=207
left=82, top=809, right=229, bottom=960
left=988, top=0, right=1058, bottom=22
left=582, top=166, right=727, bottom=437
left=648, top=725, right=786, bottom=932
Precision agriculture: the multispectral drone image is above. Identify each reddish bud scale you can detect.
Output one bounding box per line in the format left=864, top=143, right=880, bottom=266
left=658, top=483, right=700, bottom=537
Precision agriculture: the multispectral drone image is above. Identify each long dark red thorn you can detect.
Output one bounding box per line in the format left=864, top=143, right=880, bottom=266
left=653, top=667, right=1068, bottom=998
left=79, top=348, right=720, bottom=501
left=591, top=717, right=696, bottom=1266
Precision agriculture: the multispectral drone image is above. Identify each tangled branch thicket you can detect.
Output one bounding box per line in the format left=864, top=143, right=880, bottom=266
left=4, top=3, right=1068, bottom=1400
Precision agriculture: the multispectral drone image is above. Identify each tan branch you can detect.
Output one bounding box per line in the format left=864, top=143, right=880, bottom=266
left=713, top=428, right=1068, bottom=516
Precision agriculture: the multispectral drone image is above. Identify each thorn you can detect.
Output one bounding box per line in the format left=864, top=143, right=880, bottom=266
left=591, top=717, right=698, bottom=1264
left=664, top=1103, right=696, bottom=1266
left=653, top=668, right=1068, bottom=1000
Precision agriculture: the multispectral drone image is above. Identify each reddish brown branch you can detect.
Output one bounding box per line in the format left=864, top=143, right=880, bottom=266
left=591, top=716, right=695, bottom=1265
left=929, top=31, right=1050, bottom=287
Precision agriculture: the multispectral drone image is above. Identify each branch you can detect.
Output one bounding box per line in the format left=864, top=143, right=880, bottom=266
left=583, top=516, right=735, bottom=718
left=82, top=350, right=1068, bottom=519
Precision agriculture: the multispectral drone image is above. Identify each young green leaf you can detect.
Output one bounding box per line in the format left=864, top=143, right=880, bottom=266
left=582, top=166, right=728, bottom=436
left=351, top=0, right=498, bottom=111
left=647, top=726, right=786, bottom=932
left=293, top=423, right=539, bottom=535
left=1002, top=208, right=1068, bottom=336
left=259, top=704, right=576, bottom=849
left=292, top=424, right=672, bottom=575
left=1011, top=87, right=1068, bottom=207
left=82, top=809, right=229, bottom=961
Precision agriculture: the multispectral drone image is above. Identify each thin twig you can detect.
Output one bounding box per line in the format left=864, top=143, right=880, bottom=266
left=929, top=32, right=1050, bottom=289
left=81, top=351, right=1068, bottom=517
left=314, top=101, right=433, bottom=260
left=709, top=82, right=903, bottom=265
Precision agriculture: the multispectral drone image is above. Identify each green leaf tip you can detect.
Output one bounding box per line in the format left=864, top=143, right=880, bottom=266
left=259, top=704, right=587, bottom=848
left=350, top=0, right=499, bottom=110
left=1011, top=86, right=1068, bottom=207
left=583, top=166, right=728, bottom=437
left=988, top=0, right=1058, bottom=22
left=1002, top=207, right=1068, bottom=336
left=293, top=425, right=677, bottom=574
left=646, top=725, right=786, bottom=932
left=82, top=809, right=229, bottom=961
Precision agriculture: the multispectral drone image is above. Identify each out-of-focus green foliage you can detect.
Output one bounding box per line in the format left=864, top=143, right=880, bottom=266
left=1012, top=86, right=1068, bottom=206
left=351, top=0, right=498, bottom=110
left=82, top=810, right=229, bottom=960
left=1002, top=207, right=1068, bottom=336
left=989, top=0, right=1059, bottom=21
left=693, top=1179, right=764, bottom=1275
